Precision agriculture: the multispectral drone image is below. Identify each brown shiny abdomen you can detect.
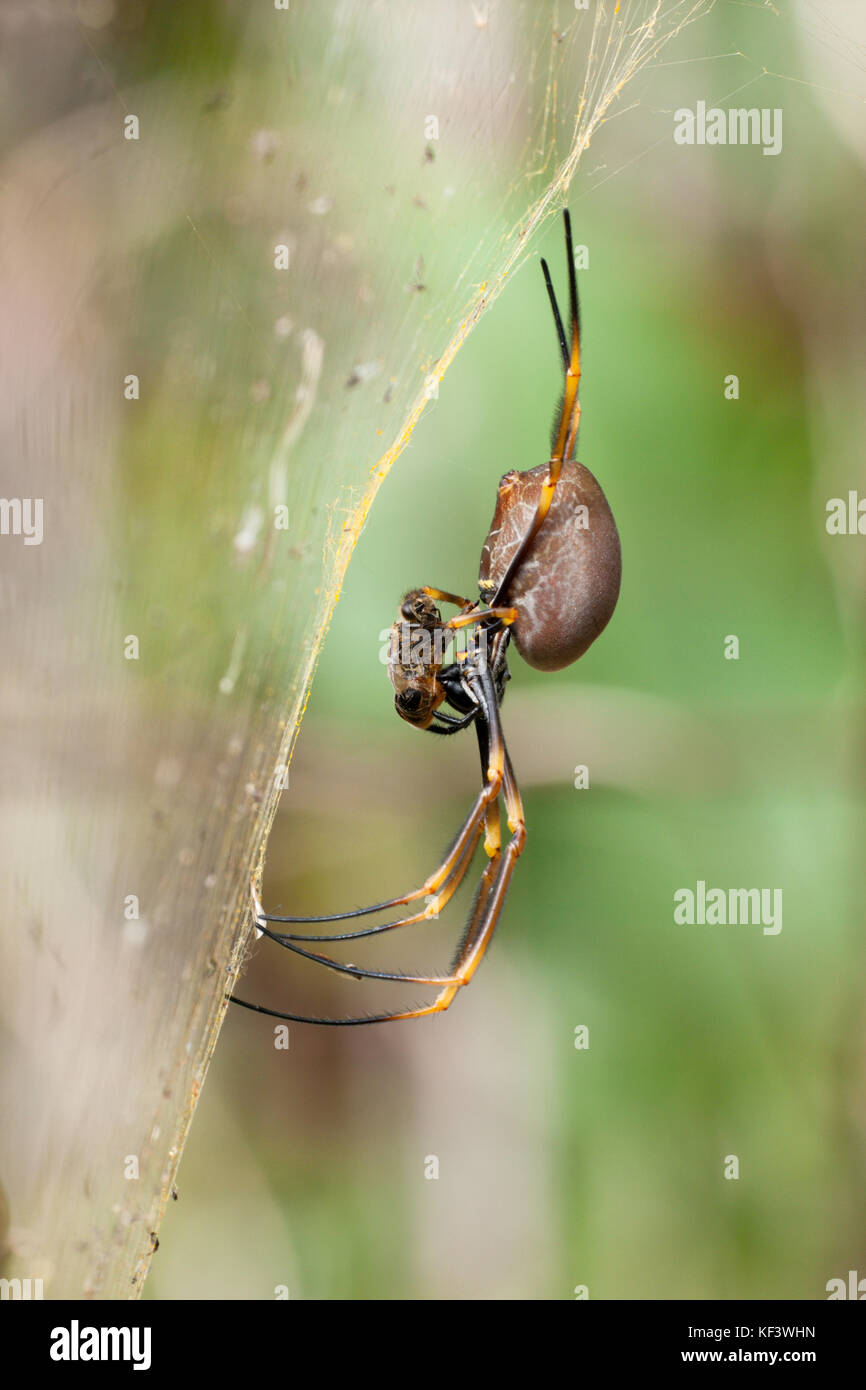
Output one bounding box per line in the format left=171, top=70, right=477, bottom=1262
left=478, top=460, right=621, bottom=671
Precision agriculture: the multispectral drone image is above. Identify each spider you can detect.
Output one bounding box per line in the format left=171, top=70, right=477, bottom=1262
left=230, top=210, right=621, bottom=1026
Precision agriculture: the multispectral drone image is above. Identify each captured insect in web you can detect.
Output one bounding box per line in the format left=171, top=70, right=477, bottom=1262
left=231, top=210, right=621, bottom=1026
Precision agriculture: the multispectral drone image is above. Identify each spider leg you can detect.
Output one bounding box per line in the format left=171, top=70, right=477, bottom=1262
left=445, top=741, right=526, bottom=991
left=406, top=664, right=525, bottom=1014
left=230, top=658, right=524, bottom=1025
left=250, top=669, right=496, bottom=938
left=249, top=710, right=506, bottom=979
left=421, top=586, right=475, bottom=609
left=428, top=709, right=478, bottom=733
left=541, top=256, right=569, bottom=371
left=491, top=207, right=581, bottom=606
left=445, top=606, right=517, bottom=632
left=252, top=917, right=464, bottom=986
left=551, top=206, right=581, bottom=466
left=249, top=707, right=499, bottom=943
left=252, top=820, right=483, bottom=944
left=240, top=709, right=499, bottom=966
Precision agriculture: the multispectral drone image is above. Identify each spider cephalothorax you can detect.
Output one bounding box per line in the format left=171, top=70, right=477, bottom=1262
left=232, top=209, right=621, bottom=1026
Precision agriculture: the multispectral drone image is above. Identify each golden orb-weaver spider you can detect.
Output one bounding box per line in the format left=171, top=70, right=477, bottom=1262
left=231, top=210, right=621, bottom=1026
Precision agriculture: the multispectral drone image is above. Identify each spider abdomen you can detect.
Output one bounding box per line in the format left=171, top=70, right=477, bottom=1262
left=478, top=460, right=621, bottom=672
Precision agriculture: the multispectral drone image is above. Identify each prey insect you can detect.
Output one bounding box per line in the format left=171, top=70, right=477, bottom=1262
left=231, top=210, right=621, bottom=1026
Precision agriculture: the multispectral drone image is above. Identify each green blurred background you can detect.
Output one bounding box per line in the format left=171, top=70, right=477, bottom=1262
left=3, top=0, right=861, bottom=1301
left=137, top=3, right=866, bottom=1299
